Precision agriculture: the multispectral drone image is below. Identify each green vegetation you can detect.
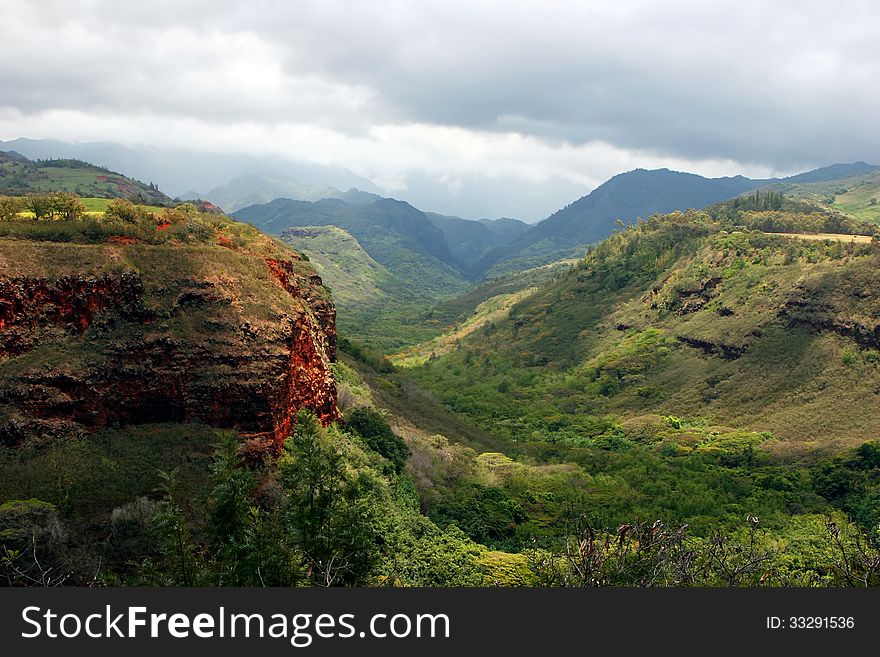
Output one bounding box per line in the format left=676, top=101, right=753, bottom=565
left=0, top=197, right=282, bottom=253
left=4, top=406, right=878, bottom=587
left=344, top=407, right=410, bottom=474
left=771, top=170, right=880, bottom=224
left=307, top=198, right=880, bottom=584
left=4, top=166, right=880, bottom=588
left=278, top=225, right=447, bottom=348
left=398, top=205, right=880, bottom=446
left=323, top=352, right=880, bottom=586
left=0, top=415, right=502, bottom=587
left=714, top=190, right=878, bottom=235
left=0, top=153, right=170, bottom=204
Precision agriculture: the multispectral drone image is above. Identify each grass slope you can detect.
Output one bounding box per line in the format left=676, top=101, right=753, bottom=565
left=399, top=201, right=880, bottom=450
left=769, top=170, right=880, bottom=224
left=0, top=152, right=171, bottom=204
left=278, top=225, right=444, bottom=348
left=234, top=197, right=470, bottom=302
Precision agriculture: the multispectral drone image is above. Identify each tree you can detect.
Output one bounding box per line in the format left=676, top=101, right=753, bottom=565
left=27, top=195, right=53, bottom=220
left=147, top=471, right=198, bottom=586
left=49, top=192, right=84, bottom=220
left=198, top=433, right=302, bottom=586
left=278, top=411, right=387, bottom=586
left=824, top=517, right=880, bottom=587
left=106, top=198, right=148, bottom=224
left=344, top=407, right=410, bottom=474
left=0, top=196, right=25, bottom=221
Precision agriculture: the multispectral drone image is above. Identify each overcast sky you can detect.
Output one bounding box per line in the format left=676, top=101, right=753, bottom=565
left=1, top=0, right=877, bottom=219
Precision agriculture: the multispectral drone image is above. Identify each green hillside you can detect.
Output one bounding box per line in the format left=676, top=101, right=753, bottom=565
left=234, top=197, right=470, bottom=302
left=0, top=152, right=171, bottom=204
left=398, top=197, right=880, bottom=449
left=279, top=225, right=446, bottom=347
left=769, top=169, right=880, bottom=224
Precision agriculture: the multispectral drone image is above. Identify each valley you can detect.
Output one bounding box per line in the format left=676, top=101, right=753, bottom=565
left=1, top=156, right=879, bottom=587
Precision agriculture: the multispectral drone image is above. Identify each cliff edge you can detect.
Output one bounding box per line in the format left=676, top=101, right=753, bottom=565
left=0, top=213, right=339, bottom=447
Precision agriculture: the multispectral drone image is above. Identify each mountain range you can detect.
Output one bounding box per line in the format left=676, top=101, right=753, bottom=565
left=182, top=172, right=384, bottom=213
left=234, top=161, right=880, bottom=286
left=0, top=138, right=381, bottom=201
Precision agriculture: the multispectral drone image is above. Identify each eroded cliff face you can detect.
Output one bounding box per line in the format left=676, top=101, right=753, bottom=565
left=0, top=244, right=339, bottom=447
left=0, top=273, right=150, bottom=356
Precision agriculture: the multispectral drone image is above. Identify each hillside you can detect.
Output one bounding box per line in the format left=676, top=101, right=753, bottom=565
left=278, top=225, right=444, bottom=347
left=0, top=151, right=171, bottom=204
left=399, top=197, right=880, bottom=449
left=767, top=165, right=880, bottom=224
left=477, top=168, right=766, bottom=276
left=234, top=196, right=470, bottom=302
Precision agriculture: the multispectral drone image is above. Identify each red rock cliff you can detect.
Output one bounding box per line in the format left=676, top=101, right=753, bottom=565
left=0, top=246, right=340, bottom=447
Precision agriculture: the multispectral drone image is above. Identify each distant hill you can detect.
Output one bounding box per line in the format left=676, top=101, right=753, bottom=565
left=424, top=213, right=530, bottom=275
left=766, top=164, right=880, bottom=223
left=477, top=168, right=766, bottom=276
left=234, top=197, right=470, bottom=302
left=201, top=172, right=383, bottom=213
left=782, top=161, right=879, bottom=184
left=279, top=226, right=411, bottom=305
left=278, top=225, right=449, bottom=347
left=0, top=151, right=171, bottom=204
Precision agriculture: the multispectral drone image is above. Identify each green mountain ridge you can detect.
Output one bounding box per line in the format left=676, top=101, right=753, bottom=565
left=478, top=163, right=880, bottom=278
left=234, top=197, right=470, bottom=306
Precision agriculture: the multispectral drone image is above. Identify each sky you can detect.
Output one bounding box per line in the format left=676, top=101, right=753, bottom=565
left=1, top=0, right=878, bottom=220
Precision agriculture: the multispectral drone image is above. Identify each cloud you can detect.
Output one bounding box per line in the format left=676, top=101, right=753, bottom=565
left=0, top=0, right=876, bottom=218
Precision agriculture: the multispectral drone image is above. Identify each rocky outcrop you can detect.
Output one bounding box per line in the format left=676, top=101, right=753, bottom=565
left=0, top=273, right=151, bottom=357
left=778, top=281, right=880, bottom=349
left=0, top=253, right=339, bottom=447
left=265, top=257, right=337, bottom=358
left=675, top=335, right=748, bottom=360
left=674, top=276, right=722, bottom=315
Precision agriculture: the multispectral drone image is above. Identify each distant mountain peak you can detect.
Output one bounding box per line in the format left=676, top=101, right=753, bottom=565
left=782, top=161, right=880, bottom=184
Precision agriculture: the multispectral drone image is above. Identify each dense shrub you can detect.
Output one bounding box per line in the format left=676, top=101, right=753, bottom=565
left=344, top=407, right=410, bottom=474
